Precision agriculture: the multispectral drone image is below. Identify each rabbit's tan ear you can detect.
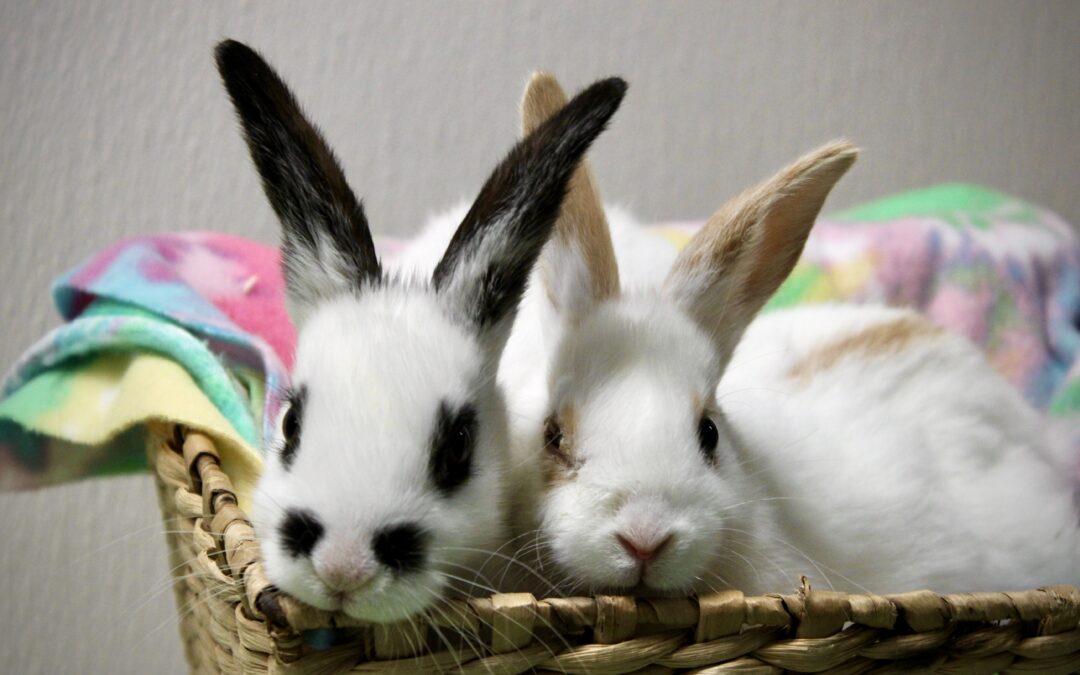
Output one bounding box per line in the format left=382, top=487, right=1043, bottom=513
left=523, top=72, right=620, bottom=321
left=663, top=141, right=857, bottom=371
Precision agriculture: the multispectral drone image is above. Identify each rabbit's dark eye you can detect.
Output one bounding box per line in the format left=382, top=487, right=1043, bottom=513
left=698, top=416, right=719, bottom=462
left=430, top=402, right=477, bottom=495
left=280, top=387, right=306, bottom=470
left=282, top=406, right=299, bottom=442
left=544, top=415, right=564, bottom=454
left=543, top=413, right=577, bottom=469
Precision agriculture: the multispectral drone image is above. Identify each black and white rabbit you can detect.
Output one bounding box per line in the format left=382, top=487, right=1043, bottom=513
left=215, top=41, right=626, bottom=621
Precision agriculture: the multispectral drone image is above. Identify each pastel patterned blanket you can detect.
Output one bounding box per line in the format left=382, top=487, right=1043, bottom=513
left=1, top=184, right=1078, bottom=500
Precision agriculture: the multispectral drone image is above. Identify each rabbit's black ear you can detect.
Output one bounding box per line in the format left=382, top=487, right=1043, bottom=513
left=433, top=77, right=627, bottom=352
left=216, top=39, right=380, bottom=327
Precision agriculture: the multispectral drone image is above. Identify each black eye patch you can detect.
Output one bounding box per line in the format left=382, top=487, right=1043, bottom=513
left=279, top=386, right=306, bottom=470
left=429, top=401, right=477, bottom=495
left=279, top=508, right=323, bottom=557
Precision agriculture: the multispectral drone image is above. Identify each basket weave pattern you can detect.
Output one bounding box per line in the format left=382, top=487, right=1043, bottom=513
left=151, top=425, right=1080, bottom=673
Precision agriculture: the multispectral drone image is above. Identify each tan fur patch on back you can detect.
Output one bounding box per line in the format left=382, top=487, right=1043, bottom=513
left=788, top=316, right=942, bottom=382
left=523, top=72, right=619, bottom=308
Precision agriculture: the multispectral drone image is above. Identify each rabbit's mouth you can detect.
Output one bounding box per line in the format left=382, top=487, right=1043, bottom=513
left=606, top=553, right=695, bottom=595
left=324, top=574, right=379, bottom=609
left=334, top=569, right=444, bottom=623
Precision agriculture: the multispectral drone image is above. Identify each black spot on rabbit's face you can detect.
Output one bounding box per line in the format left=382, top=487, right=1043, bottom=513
left=372, top=523, right=428, bottom=573
left=429, top=401, right=477, bottom=495
left=279, top=386, right=307, bottom=470
left=279, top=508, right=324, bottom=557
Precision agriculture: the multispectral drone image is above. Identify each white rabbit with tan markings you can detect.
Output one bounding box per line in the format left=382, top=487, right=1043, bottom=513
left=215, top=41, right=627, bottom=621
left=515, top=73, right=1080, bottom=597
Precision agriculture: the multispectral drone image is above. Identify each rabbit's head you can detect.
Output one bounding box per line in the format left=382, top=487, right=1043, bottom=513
left=523, top=74, right=856, bottom=595
left=217, top=43, right=625, bottom=621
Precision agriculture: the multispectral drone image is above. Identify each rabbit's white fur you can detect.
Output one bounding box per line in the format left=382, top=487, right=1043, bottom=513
left=713, top=305, right=1080, bottom=592
left=548, top=227, right=1079, bottom=596
left=532, top=292, right=1080, bottom=594
left=532, top=226, right=1080, bottom=597
left=495, top=73, right=1080, bottom=597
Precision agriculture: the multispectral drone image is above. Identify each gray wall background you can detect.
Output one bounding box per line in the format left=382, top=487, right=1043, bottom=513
left=1, top=1, right=1078, bottom=672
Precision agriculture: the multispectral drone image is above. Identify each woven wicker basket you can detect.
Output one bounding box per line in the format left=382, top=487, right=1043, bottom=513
left=151, top=424, right=1080, bottom=674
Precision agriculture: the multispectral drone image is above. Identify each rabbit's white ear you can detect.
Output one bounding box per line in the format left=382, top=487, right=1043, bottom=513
left=433, top=77, right=627, bottom=356
left=522, top=72, right=620, bottom=323
left=216, top=40, right=380, bottom=329
left=663, top=141, right=857, bottom=371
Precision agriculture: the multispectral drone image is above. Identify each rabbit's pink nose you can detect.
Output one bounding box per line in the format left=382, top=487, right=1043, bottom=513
left=316, top=554, right=374, bottom=593
left=616, top=532, right=673, bottom=562
left=318, top=564, right=373, bottom=593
